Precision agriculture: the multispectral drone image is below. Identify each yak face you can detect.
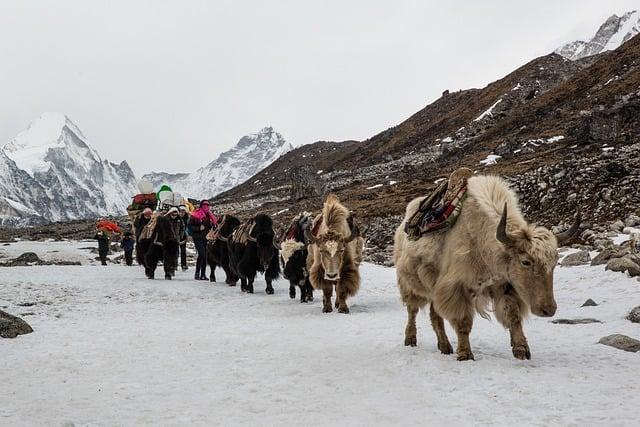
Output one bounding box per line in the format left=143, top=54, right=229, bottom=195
left=313, top=232, right=352, bottom=281
left=496, top=206, right=560, bottom=317
left=255, top=232, right=278, bottom=270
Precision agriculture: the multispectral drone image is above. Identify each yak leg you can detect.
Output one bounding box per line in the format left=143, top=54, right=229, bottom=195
left=336, top=281, right=349, bottom=314
left=493, top=284, right=530, bottom=360
left=429, top=304, right=453, bottom=354
left=265, top=278, right=274, bottom=295
left=404, top=303, right=419, bottom=347
left=209, top=261, right=217, bottom=282
left=433, top=280, right=474, bottom=361
left=322, top=287, right=333, bottom=313
left=247, top=276, right=255, bottom=294
left=240, top=277, right=247, bottom=292
left=305, top=280, right=314, bottom=302
left=289, top=281, right=297, bottom=300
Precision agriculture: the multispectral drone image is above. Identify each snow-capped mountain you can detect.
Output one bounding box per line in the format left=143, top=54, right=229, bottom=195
left=0, top=113, right=137, bottom=225
left=556, top=10, right=639, bottom=60
left=143, top=127, right=293, bottom=199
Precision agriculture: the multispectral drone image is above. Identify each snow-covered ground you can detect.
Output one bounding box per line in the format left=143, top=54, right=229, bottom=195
left=1, top=241, right=639, bottom=426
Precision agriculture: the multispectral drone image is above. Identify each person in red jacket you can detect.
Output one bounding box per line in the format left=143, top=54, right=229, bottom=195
left=187, top=200, right=218, bottom=280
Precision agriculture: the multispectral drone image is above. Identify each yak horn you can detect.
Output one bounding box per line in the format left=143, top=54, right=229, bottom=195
left=272, top=235, right=281, bottom=250
left=555, top=212, right=582, bottom=246
left=304, top=227, right=318, bottom=245
left=496, top=203, right=514, bottom=246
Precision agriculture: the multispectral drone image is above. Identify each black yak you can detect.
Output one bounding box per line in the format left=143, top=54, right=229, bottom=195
left=228, top=214, right=281, bottom=294
left=281, top=212, right=314, bottom=303
left=207, top=214, right=241, bottom=285
left=143, top=214, right=180, bottom=280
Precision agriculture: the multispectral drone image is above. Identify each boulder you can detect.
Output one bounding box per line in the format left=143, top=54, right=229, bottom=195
left=560, top=250, right=591, bottom=267
left=624, top=214, right=640, bottom=227
left=610, top=220, right=625, bottom=232
left=590, top=249, right=612, bottom=266
left=598, top=334, right=640, bottom=352
left=15, top=252, right=40, bottom=263
left=0, top=310, right=34, bottom=338
left=551, top=318, right=602, bottom=324
left=605, top=257, right=640, bottom=277
left=627, top=306, right=640, bottom=323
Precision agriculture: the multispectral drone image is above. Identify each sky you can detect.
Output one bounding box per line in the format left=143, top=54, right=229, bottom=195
left=0, top=0, right=638, bottom=176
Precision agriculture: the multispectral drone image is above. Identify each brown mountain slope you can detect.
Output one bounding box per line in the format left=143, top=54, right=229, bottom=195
left=214, top=35, right=640, bottom=259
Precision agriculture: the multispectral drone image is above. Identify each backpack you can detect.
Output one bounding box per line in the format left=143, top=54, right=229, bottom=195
left=133, top=193, right=157, bottom=206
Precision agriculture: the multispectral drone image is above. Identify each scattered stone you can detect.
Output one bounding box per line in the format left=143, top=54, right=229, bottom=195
left=15, top=252, right=40, bottom=263
left=591, top=249, right=612, bottom=265
left=627, top=306, right=640, bottom=323
left=0, top=310, right=34, bottom=338
left=560, top=250, right=591, bottom=267
left=17, top=302, right=36, bottom=307
left=598, top=334, right=640, bottom=352
left=551, top=318, right=602, bottom=324
left=610, top=220, right=625, bottom=232
left=581, top=299, right=598, bottom=307
left=624, top=214, right=640, bottom=227
left=605, top=257, right=640, bottom=277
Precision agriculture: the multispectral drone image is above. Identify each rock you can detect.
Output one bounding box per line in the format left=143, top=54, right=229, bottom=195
left=560, top=250, right=591, bottom=267
left=591, top=249, right=612, bottom=265
left=610, top=220, right=625, bottom=232
left=15, top=252, right=40, bottom=263
left=551, top=318, right=602, bottom=324
left=627, top=306, right=640, bottom=323
left=624, top=214, right=640, bottom=227
left=605, top=257, right=640, bottom=277
left=598, top=334, right=640, bottom=352
left=0, top=310, right=34, bottom=338
left=581, top=299, right=598, bottom=307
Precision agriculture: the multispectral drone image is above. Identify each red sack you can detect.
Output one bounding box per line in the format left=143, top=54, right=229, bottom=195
left=96, top=220, right=121, bottom=234
left=133, top=193, right=157, bottom=206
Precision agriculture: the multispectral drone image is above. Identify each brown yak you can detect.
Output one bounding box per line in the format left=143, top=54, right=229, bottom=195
left=306, top=195, right=364, bottom=313
left=394, top=174, right=579, bottom=360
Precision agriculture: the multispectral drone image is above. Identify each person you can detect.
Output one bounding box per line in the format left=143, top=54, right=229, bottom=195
left=165, top=207, right=185, bottom=277
left=94, top=230, right=110, bottom=266
left=134, top=207, right=154, bottom=267
left=178, top=205, right=190, bottom=271
left=187, top=200, right=217, bottom=280
left=121, top=231, right=135, bottom=266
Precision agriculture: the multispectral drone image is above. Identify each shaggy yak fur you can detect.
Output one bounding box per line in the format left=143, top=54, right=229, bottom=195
left=227, top=214, right=281, bottom=294
left=280, top=212, right=314, bottom=303
left=306, top=195, right=364, bottom=314
left=207, top=214, right=241, bottom=285
left=143, top=215, right=180, bottom=280
left=394, top=175, right=580, bottom=361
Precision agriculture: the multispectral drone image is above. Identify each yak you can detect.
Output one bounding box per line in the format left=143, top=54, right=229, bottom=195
left=143, top=214, right=180, bottom=280
left=394, top=174, right=580, bottom=361
left=207, top=214, right=241, bottom=285
left=227, top=214, right=281, bottom=294
left=280, top=212, right=314, bottom=303
left=306, top=195, right=364, bottom=313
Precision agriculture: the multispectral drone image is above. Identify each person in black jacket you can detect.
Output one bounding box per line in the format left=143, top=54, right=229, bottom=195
left=178, top=205, right=189, bottom=271
left=165, top=207, right=185, bottom=277
left=187, top=200, right=218, bottom=280
left=121, top=231, right=135, bottom=266
left=134, top=208, right=153, bottom=267
left=94, top=230, right=110, bottom=266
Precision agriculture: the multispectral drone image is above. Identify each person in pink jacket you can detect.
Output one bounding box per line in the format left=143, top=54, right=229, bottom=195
left=187, top=200, right=218, bottom=280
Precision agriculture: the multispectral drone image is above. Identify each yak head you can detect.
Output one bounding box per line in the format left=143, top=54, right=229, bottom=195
left=280, top=240, right=307, bottom=280
left=496, top=204, right=580, bottom=317
left=306, top=229, right=358, bottom=281
left=247, top=214, right=280, bottom=270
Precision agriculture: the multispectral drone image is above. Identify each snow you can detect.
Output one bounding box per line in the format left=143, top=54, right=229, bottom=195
left=474, top=99, right=502, bottom=122
left=367, top=184, right=383, bottom=190
left=316, top=170, right=323, bottom=174
left=0, top=239, right=99, bottom=265
left=1, top=241, right=640, bottom=425
left=511, top=83, right=522, bottom=91
left=479, top=154, right=501, bottom=166
left=434, top=178, right=446, bottom=184
left=546, top=136, right=564, bottom=143
left=389, top=180, right=398, bottom=185
left=603, top=10, right=640, bottom=52
left=2, top=198, right=41, bottom=217
left=602, top=146, right=615, bottom=152
left=441, top=136, right=453, bottom=143
left=273, top=208, right=289, bottom=216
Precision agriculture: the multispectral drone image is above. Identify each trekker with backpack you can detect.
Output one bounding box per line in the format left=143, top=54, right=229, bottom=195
left=94, top=230, right=110, bottom=266
left=134, top=207, right=154, bottom=267
left=178, top=205, right=189, bottom=271
left=187, top=200, right=218, bottom=280
left=121, top=231, right=135, bottom=266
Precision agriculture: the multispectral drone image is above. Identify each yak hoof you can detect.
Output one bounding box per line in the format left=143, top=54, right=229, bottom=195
left=308, top=295, right=314, bottom=302
left=456, top=350, right=475, bottom=361
left=210, top=276, right=215, bottom=282
left=338, top=306, right=350, bottom=314
left=404, top=335, right=417, bottom=347
left=266, top=287, right=274, bottom=295
left=438, top=341, right=454, bottom=355
left=165, top=274, right=172, bottom=280
left=512, top=344, right=531, bottom=360
left=335, top=300, right=340, bottom=308
left=322, top=305, right=333, bottom=313
left=289, top=290, right=296, bottom=299
left=228, top=282, right=237, bottom=287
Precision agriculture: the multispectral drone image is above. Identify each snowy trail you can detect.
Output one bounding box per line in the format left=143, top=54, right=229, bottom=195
left=1, top=244, right=639, bottom=426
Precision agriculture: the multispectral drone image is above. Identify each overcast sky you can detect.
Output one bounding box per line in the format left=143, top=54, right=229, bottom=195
left=1, top=0, right=637, bottom=176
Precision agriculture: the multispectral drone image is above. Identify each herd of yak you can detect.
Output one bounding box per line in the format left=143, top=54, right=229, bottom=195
left=136, top=170, right=582, bottom=361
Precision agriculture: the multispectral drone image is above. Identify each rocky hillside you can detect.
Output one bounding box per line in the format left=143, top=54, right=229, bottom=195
left=0, top=113, right=137, bottom=226
left=557, top=10, right=639, bottom=60
left=212, top=33, right=640, bottom=261
left=143, top=127, right=293, bottom=200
